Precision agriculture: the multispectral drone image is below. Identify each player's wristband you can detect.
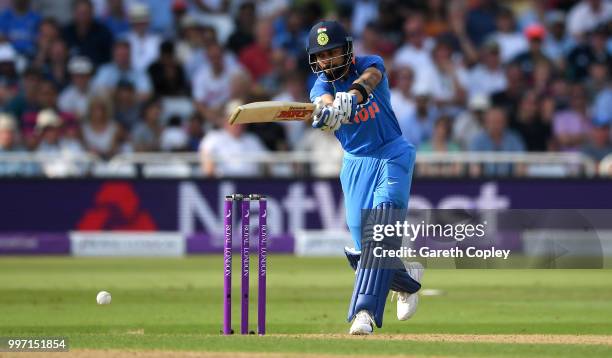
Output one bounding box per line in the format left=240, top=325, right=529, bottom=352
left=349, top=83, right=369, bottom=105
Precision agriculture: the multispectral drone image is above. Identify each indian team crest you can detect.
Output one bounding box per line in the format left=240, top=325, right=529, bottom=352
left=317, top=32, right=329, bottom=46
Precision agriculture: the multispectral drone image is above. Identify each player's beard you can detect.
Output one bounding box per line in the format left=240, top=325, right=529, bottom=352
left=323, top=61, right=350, bottom=81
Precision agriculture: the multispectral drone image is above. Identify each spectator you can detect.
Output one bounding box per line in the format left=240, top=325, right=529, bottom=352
left=566, top=25, right=612, bottom=82
left=354, top=21, right=395, bottom=58
left=542, top=11, right=576, bottom=67
left=226, top=1, right=256, bottom=54
left=552, top=85, right=591, bottom=151
left=582, top=120, right=612, bottom=163
left=258, top=48, right=295, bottom=95
left=418, top=115, right=462, bottom=177
left=101, top=0, right=130, bottom=38
left=160, top=115, right=188, bottom=152
left=175, top=16, right=205, bottom=75
left=3, top=66, right=39, bottom=121
left=389, top=65, right=416, bottom=124
left=453, top=93, right=490, bottom=150
left=31, top=17, right=60, bottom=70
left=398, top=86, right=438, bottom=148
left=0, top=114, right=18, bottom=152
left=592, top=84, right=612, bottom=125
left=58, top=56, right=94, bottom=119
left=126, top=3, right=161, bottom=73
left=272, top=6, right=308, bottom=59
left=182, top=24, right=230, bottom=80
left=147, top=40, right=189, bottom=97
left=33, top=108, right=84, bottom=177
left=113, top=80, right=140, bottom=130
left=41, top=39, right=70, bottom=89
left=32, top=109, right=79, bottom=152
left=0, top=42, right=18, bottom=88
left=422, top=40, right=467, bottom=111
left=586, top=60, right=610, bottom=97
left=81, top=95, right=125, bottom=159
left=512, top=24, right=555, bottom=84
left=0, top=77, right=16, bottom=109
left=62, top=0, right=113, bottom=67
left=131, top=98, right=161, bottom=152
left=21, top=79, right=78, bottom=148
left=239, top=20, right=273, bottom=82
left=464, top=0, right=499, bottom=46
left=566, top=0, right=612, bottom=39
left=512, top=90, right=551, bottom=152
left=0, top=112, right=39, bottom=176
left=393, top=12, right=435, bottom=90
left=490, top=7, right=528, bottom=63
left=193, top=43, right=244, bottom=119
left=0, top=0, right=41, bottom=56
left=91, top=40, right=152, bottom=99
left=419, top=115, right=460, bottom=153
left=470, top=107, right=526, bottom=176
left=199, top=100, right=267, bottom=177
left=185, top=112, right=204, bottom=151
left=465, top=39, right=507, bottom=99
left=491, top=63, right=526, bottom=118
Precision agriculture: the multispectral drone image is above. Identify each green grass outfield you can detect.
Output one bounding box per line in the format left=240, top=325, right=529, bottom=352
left=1, top=256, right=611, bottom=357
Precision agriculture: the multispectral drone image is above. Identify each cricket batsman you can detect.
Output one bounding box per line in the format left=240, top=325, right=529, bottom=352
left=307, top=20, right=423, bottom=335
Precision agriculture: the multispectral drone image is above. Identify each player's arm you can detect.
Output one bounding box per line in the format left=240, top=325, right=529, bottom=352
left=348, top=67, right=382, bottom=104
left=333, top=66, right=383, bottom=124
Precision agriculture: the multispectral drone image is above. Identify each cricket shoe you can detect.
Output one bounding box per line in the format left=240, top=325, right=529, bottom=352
left=395, top=261, right=424, bottom=321
left=349, top=310, right=374, bottom=335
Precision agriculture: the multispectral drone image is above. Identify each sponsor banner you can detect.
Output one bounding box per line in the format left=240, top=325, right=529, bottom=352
left=70, top=232, right=185, bottom=257
left=0, top=179, right=612, bottom=247
left=294, top=230, right=352, bottom=256
left=0, top=233, right=70, bottom=255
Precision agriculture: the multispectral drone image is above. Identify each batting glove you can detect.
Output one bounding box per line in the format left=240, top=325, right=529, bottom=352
left=333, top=92, right=358, bottom=124
left=312, top=97, right=342, bottom=131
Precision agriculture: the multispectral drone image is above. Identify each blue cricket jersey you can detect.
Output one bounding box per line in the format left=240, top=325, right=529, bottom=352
left=309, top=55, right=404, bottom=155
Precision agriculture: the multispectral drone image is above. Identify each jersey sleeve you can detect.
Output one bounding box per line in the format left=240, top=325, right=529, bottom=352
left=309, top=78, right=333, bottom=102
left=355, top=55, right=386, bottom=76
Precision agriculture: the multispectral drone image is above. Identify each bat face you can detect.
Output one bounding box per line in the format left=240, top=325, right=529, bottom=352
left=229, top=101, right=317, bottom=124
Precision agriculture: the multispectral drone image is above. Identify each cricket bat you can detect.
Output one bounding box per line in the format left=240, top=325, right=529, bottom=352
left=228, top=101, right=319, bottom=125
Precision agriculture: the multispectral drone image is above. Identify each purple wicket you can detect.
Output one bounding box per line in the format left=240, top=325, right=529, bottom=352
left=222, top=196, right=233, bottom=335
left=258, top=196, right=267, bottom=335
left=222, top=194, right=266, bottom=336
left=240, top=196, right=250, bottom=335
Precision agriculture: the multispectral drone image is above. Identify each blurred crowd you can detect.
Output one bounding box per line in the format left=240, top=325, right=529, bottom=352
left=0, top=0, right=611, bottom=177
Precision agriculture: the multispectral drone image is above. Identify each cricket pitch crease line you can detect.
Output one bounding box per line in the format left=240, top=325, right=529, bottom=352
left=271, top=333, right=612, bottom=346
